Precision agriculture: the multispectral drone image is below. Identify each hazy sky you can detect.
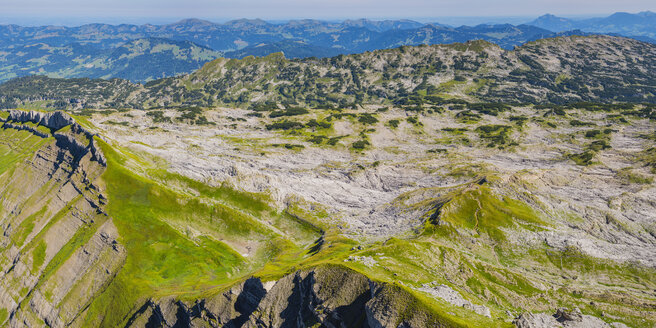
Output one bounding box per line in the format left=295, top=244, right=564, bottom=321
left=1, top=0, right=655, bottom=25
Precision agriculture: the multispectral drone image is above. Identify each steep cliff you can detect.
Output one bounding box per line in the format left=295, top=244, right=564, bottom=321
left=0, top=110, right=119, bottom=327
left=126, top=265, right=448, bottom=328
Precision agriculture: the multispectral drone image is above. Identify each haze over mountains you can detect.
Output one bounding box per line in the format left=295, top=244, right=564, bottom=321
left=1, top=33, right=656, bottom=328
left=528, top=11, right=656, bottom=38
left=0, top=11, right=653, bottom=83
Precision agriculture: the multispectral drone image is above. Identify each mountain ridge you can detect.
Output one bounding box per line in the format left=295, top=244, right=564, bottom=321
left=0, top=13, right=654, bottom=83
left=528, top=11, right=656, bottom=38
left=0, top=36, right=222, bottom=83
left=2, top=35, right=654, bottom=110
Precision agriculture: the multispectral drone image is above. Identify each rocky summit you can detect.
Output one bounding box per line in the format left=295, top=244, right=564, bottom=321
left=0, top=34, right=655, bottom=328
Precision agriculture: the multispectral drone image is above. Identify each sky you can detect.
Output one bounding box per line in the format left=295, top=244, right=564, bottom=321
left=0, top=0, right=655, bottom=25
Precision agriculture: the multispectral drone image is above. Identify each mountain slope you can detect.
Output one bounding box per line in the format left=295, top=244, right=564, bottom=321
left=0, top=110, right=501, bottom=327
left=224, top=39, right=343, bottom=59
left=528, top=11, right=656, bottom=38
left=1, top=35, right=655, bottom=110
left=2, top=89, right=655, bottom=326
left=0, top=37, right=222, bottom=83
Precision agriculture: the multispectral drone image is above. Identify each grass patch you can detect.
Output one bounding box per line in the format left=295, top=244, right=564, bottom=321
left=11, top=204, right=48, bottom=247
left=617, top=168, right=653, bottom=185
left=475, top=125, right=513, bottom=148
left=426, top=184, right=545, bottom=241
left=0, top=308, right=7, bottom=324
left=32, top=240, right=47, bottom=273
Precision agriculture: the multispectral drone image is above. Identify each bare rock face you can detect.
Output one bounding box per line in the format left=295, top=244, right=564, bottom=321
left=7, top=110, right=75, bottom=131
left=0, top=110, right=117, bottom=327
left=513, top=308, right=626, bottom=328
left=416, top=283, right=491, bottom=318
left=3, top=109, right=106, bottom=166
left=555, top=308, right=583, bottom=322
left=125, top=265, right=441, bottom=328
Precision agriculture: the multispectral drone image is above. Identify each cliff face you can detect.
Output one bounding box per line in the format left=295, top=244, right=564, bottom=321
left=0, top=110, right=120, bottom=327
left=126, top=266, right=441, bottom=328
left=5, top=110, right=106, bottom=166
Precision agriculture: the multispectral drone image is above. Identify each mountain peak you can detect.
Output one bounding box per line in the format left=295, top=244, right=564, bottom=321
left=527, top=13, right=574, bottom=32
left=169, top=18, right=216, bottom=27
left=224, top=18, right=271, bottom=28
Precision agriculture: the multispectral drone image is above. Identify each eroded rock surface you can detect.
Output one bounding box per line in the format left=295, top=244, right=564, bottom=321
left=128, top=266, right=442, bottom=328
left=0, top=110, right=120, bottom=327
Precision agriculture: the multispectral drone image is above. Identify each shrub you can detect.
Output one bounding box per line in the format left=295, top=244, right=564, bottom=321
left=271, top=143, right=305, bottom=150
left=569, top=151, right=595, bottom=166
left=407, top=117, right=422, bottom=126
left=468, top=103, right=510, bottom=116
left=475, top=125, right=513, bottom=148
left=305, top=119, right=332, bottom=129
left=358, top=113, right=379, bottom=125
left=249, top=102, right=279, bottom=112
left=194, top=116, right=216, bottom=125
left=351, top=140, right=370, bottom=150
left=270, top=107, right=309, bottom=118
left=509, top=115, right=528, bottom=126
left=327, top=136, right=344, bottom=146
left=265, top=120, right=304, bottom=130
left=146, top=111, right=172, bottom=123
left=585, top=130, right=602, bottom=138
left=588, top=140, right=610, bottom=151
left=455, top=110, right=481, bottom=122
left=307, top=135, right=327, bottom=144
left=442, top=127, right=468, bottom=134
left=570, top=119, right=595, bottom=127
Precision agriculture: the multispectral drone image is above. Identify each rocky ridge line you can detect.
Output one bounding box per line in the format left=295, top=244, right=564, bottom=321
left=2, top=110, right=106, bottom=166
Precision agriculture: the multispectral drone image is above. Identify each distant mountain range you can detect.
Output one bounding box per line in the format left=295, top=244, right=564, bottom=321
left=528, top=11, right=656, bottom=39
left=0, top=37, right=221, bottom=82
left=0, top=12, right=654, bottom=82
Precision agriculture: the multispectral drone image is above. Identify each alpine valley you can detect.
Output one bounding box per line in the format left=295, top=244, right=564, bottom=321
left=0, top=14, right=655, bottom=328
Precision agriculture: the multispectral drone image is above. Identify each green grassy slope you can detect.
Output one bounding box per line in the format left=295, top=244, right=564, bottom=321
left=79, top=139, right=324, bottom=326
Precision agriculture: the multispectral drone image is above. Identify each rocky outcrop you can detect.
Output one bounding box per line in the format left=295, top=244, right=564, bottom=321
left=126, top=265, right=445, bottom=328
left=0, top=110, right=115, bottom=327
left=513, top=308, right=629, bottom=328
left=2, top=110, right=106, bottom=166
left=7, top=110, right=75, bottom=130
left=416, top=283, right=491, bottom=318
